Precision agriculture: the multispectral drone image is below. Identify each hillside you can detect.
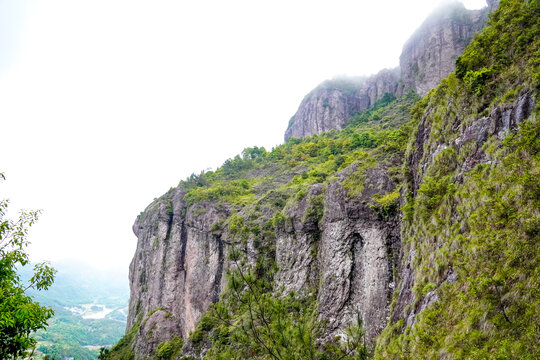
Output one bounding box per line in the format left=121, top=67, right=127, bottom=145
left=19, top=261, right=129, bottom=359
left=104, top=0, right=539, bottom=359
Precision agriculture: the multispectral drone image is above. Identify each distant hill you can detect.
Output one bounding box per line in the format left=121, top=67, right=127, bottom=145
left=19, top=259, right=129, bottom=360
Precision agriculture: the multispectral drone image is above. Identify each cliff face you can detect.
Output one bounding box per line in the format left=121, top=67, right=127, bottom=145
left=120, top=92, right=419, bottom=359
left=110, top=1, right=540, bottom=359
left=285, top=1, right=493, bottom=141
left=284, top=69, right=401, bottom=141
left=399, top=2, right=487, bottom=96
left=127, top=191, right=228, bottom=356
left=128, top=159, right=403, bottom=358
left=276, top=162, right=401, bottom=343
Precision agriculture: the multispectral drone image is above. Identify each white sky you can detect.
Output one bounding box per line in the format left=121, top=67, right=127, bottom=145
left=0, top=0, right=487, bottom=270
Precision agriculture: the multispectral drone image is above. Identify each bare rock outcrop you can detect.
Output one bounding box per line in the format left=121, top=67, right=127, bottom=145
left=127, top=190, right=227, bottom=357
left=284, top=77, right=369, bottom=142
left=274, top=163, right=401, bottom=342
left=400, top=1, right=487, bottom=96
left=285, top=1, right=495, bottom=140
left=284, top=69, right=400, bottom=141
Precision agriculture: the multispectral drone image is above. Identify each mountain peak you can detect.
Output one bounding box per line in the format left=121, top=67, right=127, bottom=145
left=285, top=0, right=494, bottom=141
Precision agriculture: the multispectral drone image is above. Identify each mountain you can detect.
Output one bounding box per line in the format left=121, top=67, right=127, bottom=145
left=23, top=259, right=128, bottom=307
left=104, top=0, right=539, bottom=359
left=20, top=260, right=129, bottom=359
left=284, top=0, right=493, bottom=142
left=284, top=70, right=401, bottom=142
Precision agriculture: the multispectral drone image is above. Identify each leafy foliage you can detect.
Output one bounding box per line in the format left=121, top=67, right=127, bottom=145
left=156, top=337, right=184, bottom=360
left=0, top=173, right=56, bottom=359
left=189, top=243, right=369, bottom=360
left=371, top=189, right=400, bottom=219
left=175, top=93, right=417, bottom=217
left=376, top=1, right=540, bottom=358
left=455, top=0, right=540, bottom=99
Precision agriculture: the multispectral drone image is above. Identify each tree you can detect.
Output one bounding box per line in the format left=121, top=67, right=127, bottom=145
left=0, top=173, right=56, bottom=359
left=200, top=241, right=369, bottom=359
left=98, top=347, right=110, bottom=360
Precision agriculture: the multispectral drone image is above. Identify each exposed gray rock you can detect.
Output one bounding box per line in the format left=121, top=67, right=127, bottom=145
left=452, top=93, right=536, bottom=173
left=400, top=1, right=488, bottom=96
left=393, top=92, right=536, bottom=331
left=285, top=69, right=402, bottom=141
left=273, top=163, right=402, bottom=344
left=285, top=1, right=494, bottom=141
left=127, top=190, right=227, bottom=358
left=275, top=185, right=323, bottom=293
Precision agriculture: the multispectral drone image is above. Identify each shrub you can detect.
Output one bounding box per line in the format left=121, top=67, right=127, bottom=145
left=156, top=337, right=184, bottom=360
left=372, top=189, right=400, bottom=218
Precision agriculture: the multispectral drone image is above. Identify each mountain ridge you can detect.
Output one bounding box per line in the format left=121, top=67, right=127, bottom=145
left=103, top=0, right=539, bottom=359
left=285, top=0, right=493, bottom=142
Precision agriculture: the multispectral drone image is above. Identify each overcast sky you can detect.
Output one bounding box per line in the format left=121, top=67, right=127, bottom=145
left=0, top=0, right=487, bottom=271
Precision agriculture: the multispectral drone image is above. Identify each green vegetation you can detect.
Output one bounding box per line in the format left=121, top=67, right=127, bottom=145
left=156, top=337, right=184, bottom=360
left=109, top=1, right=539, bottom=358
left=18, top=261, right=129, bottom=360
left=188, top=243, right=369, bottom=360
left=371, top=189, right=400, bottom=219
left=173, top=91, right=418, bottom=221
left=0, top=173, right=56, bottom=359
left=455, top=0, right=540, bottom=101
left=376, top=0, right=540, bottom=358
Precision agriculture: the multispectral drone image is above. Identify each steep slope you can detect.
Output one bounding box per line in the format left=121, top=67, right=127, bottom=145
left=284, top=70, right=400, bottom=141
left=105, top=0, right=539, bottom=359
left=399, top=0, right=487, bottom=96
left=112, top=92, right=419, bottom=359
left=376, top=0, right=539, bottom=357
left=285, top=0, right=494, bottom=141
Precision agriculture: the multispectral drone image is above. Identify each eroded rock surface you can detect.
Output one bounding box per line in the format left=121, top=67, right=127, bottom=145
left=400, top=1, right=487, bottom=96
left=127, top=190, right=227, bottom=357
left=284, top=69, right=401, bottom=141
left=285, top=1, right=494, bottom=140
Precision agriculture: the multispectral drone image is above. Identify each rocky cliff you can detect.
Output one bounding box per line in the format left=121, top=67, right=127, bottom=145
left=127, top=190, right=227, bottom=356
left=106, top=1, right=539, bottom=359
left=120, top=91, right=419, bottom=359
left=400, top=1, right=487, bottom=96
left=285, top=1, right=494, bottom=141
left=284, top=69, right=400, bottom=141
left=128, top=155, right=403, bottom=356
